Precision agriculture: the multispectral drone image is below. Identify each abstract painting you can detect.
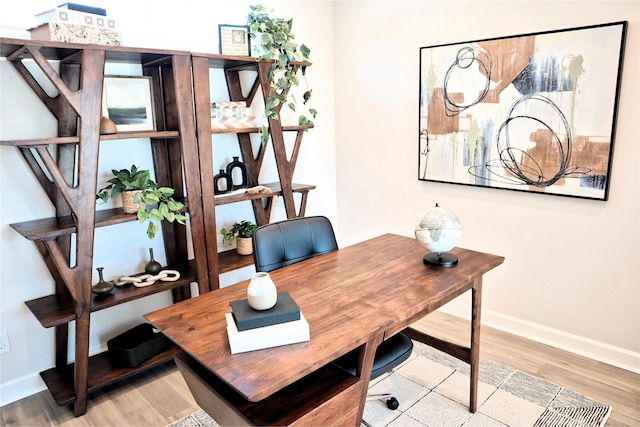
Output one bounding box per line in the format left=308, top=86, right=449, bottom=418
left=418, top=22, right=627, bottom=200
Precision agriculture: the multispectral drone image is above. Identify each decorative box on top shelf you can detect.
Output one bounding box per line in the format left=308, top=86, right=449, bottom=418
left=29, top=21, right=121, bottom=46
left=210, top=101, right=257, bottom=131
left=36, top=7, right=116, bottom=29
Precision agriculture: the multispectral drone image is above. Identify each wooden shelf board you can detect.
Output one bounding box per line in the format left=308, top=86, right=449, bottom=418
left=218, top=249, right=255, bottom=274
left=10, top=208, right=135, bottom=240
left=41, top=346, right=180, bottom=406
left=25, top=264, right=196, bottom=328
left=9, top=202, right=193, bottom=240
left=101, top=130, right=180, bottom=140
left=0, top=131, right=180, bottom=147
left=213, top=182, right=316, bottom=206
left=211, top=125, right=313, bottom=135
left=1, top=37, right=188, bottom=64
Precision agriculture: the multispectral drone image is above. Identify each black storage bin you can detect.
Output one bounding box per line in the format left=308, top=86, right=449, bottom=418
left=107, top=323, right=171, bottom=368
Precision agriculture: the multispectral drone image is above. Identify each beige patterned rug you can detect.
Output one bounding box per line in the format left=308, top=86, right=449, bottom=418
left=169, top=341, right=611, bottom=427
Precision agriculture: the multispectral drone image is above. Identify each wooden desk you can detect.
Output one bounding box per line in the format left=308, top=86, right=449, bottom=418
left=145, top=234, right=504, bottom=426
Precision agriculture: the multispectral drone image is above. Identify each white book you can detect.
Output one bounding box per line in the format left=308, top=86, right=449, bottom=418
left=225, top=312, right=310, bottom=354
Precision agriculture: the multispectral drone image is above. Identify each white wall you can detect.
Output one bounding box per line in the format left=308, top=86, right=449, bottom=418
left=334, top=0, right=639, bottom=372
left=1, top=0, right=639, bottom=409
left=0, top=0, right=336, bottom=405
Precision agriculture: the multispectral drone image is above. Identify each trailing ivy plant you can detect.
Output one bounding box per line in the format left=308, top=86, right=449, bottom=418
left=247, top=4, right=317, bottom=145
left=96, top=165, right=187, bottom=239
left=135, top=187, right=187, bottom=240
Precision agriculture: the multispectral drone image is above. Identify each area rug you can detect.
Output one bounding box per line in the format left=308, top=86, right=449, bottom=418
left=168, top=341, right=611, bottom=427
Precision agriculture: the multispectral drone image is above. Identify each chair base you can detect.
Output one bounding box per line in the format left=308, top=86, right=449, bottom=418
left=367, top=393, right=399, bottom=409
left=362, top=394, right=400, bottom=427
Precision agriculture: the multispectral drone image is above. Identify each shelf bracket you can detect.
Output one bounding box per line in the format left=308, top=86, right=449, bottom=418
left=224, top=68, right=261, bottom=107
left=35, top=146, right=80, bottom=215
left=19, top=147, right=57, bottom=203
left=43, top=239, right=77, bottom=302
left=21, top=46, right=82, bottom=115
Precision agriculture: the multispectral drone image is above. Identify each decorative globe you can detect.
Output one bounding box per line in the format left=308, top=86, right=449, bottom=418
left=415, top=203, right=462, bottom=266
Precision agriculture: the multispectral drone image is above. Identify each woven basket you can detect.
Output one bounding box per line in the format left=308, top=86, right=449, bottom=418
left=121, top=190, right=143, bottom=214
left=236, top=237, right=253, bottom=255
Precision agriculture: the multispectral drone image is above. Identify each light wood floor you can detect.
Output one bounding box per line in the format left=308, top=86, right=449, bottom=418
left=2, top=311, right=639, bottom=426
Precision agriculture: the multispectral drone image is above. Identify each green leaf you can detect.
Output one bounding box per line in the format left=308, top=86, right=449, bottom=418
left=265, top=95, right=279, bottom=111
left=137, top=209, right=148, bottom=222
left=158, top=187, right=175, bottom=197
left=165, top=212, right=176, bottom=222
left=300, top=44, right=310, bottom=60
left=167, top=199, right=183, bottom=211
left=261, top=125, right=270, bottom=145
left=145, top=192, right=160, bottom=204
left=147, top=222, right=159, bottom=239
left=298, top=115, right=314, bottom=127
left=288, top=102, right=296, bottom=111
left=149, top=208, right=163, bottom=221
left=303, top=90, right=312, bottom=104
left=309, top=108, right=318, bottom=118
left=96, top=191, right=109, bottom=204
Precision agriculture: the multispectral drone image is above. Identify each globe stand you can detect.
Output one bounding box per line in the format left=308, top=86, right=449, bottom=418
left=423, top=252, right=458, bottom=267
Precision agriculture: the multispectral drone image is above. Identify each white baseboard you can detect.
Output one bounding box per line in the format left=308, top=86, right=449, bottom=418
left=0, top=373, right=46, bottom=407
left=3, top=303, right=639, bottom=408
left=440, top=301, right=640, bottom=375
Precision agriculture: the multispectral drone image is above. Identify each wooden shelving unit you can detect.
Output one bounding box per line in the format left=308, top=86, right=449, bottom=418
left=0, top=38, right=208, bottom=416
left=192, top=53, right=316, bottom=291
left=0, top=37, right=315, bottom=416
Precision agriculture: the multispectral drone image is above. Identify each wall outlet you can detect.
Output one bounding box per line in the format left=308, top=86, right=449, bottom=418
left=0, top=329, right=10, bottom=354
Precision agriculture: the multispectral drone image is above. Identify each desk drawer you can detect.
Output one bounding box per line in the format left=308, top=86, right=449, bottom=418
left=175, top=352, right=363, bottom=426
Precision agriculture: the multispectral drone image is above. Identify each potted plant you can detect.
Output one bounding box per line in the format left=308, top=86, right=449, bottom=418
left=97, top=165, right=155, bottom=213
left=97, top=165, right=187, bottom=239
left=247, top=4, right=317, bottom=145
left=221, top=220, right=258, bottom=255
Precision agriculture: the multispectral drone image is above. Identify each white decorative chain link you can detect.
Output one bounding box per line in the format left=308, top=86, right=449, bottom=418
left=113, top=269, right=181, bottom=288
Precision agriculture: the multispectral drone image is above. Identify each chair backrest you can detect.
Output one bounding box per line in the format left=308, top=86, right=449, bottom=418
left=252, top=216, right=338, bottom=272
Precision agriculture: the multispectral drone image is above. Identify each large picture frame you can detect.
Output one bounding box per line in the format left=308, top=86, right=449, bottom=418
left=102, top=76, right=155, bottom=132
left=418, top=22, right=627, bottom=200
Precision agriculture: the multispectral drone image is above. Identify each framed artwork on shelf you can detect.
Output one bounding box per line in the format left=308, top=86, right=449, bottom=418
left=219, top=24, right=251, bottom=56
left=418, top=21, right=627, bottom=200
left=102, top=76, right=155, bottom=132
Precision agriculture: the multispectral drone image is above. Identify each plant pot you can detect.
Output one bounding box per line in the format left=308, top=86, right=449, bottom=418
left=121, top=190, right=143, bottom=214
left=236, top=237, right=253, bottom=256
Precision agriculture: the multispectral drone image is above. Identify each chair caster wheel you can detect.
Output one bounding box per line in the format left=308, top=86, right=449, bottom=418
left=386, top=397, right=399, bottom=410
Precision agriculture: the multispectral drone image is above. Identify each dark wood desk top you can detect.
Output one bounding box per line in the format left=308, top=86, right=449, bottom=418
left=145, top=234, right=504, bottom=402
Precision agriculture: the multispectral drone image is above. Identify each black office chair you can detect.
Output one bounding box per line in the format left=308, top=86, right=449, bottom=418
left=252, top=216, right=414, bottom=414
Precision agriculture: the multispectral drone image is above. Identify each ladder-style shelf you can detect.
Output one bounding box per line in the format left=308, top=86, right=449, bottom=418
left=0, top=37, right=208, bottom=416
left=0, top=36, right=316, bottom=416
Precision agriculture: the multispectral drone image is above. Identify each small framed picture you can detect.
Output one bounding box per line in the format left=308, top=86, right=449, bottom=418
left=219, top=24, right=250, bottom=56
left=102, top=76, right=155, bottom=132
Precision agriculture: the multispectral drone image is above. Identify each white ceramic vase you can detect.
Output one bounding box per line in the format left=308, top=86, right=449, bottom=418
left=247, top=272, right=277, bottom=310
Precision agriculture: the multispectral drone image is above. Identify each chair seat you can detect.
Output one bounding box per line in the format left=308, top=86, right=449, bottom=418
left=333, top=333, right=413, bottom=379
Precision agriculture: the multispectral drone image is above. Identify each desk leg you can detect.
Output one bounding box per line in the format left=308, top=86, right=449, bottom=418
left=354, top=333, right=384, bottom=426
left=470, top=275, right=483, bottom=413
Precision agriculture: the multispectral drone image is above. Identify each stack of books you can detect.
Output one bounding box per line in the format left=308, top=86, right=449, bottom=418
left=30, top=3, right=121, bottom=46
left=225, top=291, right=310, bottom=354
left=211, top=101, right=257, bottom=131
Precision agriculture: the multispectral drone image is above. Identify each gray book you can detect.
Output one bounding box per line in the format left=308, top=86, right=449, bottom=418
left=230, top=292, right=301, bottom=331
